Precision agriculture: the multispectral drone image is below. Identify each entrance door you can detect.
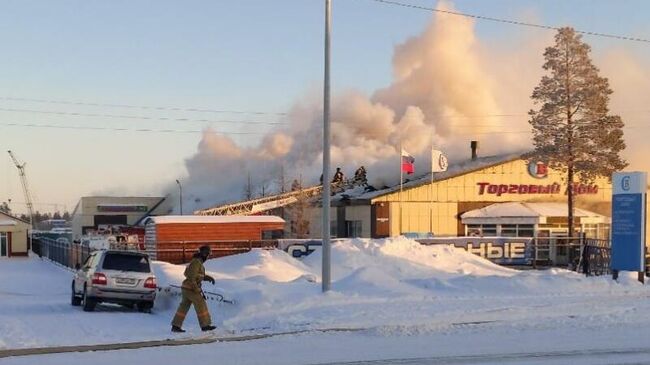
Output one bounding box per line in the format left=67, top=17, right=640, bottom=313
left=549, top=231, right=569, bottom=265
left=371, top=203, right=390, bottom=238
left=0, top=233, right=7, bottom=257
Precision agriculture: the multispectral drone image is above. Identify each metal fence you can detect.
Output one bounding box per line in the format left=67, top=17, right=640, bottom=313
left=32, top=237, right=93, bottom=269
left=529, top=236, right=611, bottom=275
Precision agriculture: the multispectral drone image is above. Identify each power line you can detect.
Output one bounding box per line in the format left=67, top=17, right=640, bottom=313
left=0, top=107, right=287, bottom=126
left=0, top=121, right=267, bottom=135
left=366, top=0, right=650, bottom=44
left=0, top=96, right=288, bottom=116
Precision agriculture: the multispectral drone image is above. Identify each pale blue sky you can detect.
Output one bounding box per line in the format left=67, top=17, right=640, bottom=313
left=1, top=0, right=649, bottom=214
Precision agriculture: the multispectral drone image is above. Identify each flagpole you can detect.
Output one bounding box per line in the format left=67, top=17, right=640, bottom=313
left=398, top=139, right=404, bottom=236
left=430, top=146, right=433, bottom=235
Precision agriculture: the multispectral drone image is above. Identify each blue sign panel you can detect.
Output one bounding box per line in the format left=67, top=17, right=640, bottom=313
left=417, top=237, right=534, bottom=265
left=611, top=172, right=647, bottom=272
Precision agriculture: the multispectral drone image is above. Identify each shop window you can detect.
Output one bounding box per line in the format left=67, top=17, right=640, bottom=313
left=467, top=225, right=482, bottom=236
left=482, top=225, right=497, bottom=236
left=518, top=225, right=534, bottom=237
left=466, top=224, right=496, bottom=237
left=582, top=224, right=598, bottom=239
left=345, top=221, right=363, bottom=238
left=501, top=224, right=517, bottom=237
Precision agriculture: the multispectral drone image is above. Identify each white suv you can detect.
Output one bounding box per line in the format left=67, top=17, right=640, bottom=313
left=71, top=250, right=157, bottom=312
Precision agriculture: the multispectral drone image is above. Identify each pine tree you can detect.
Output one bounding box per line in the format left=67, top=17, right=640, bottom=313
left=527, top=27, right=627, bottom=238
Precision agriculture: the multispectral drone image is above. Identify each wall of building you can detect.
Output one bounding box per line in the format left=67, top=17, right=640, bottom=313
left=307, top=206, right=338, bottom=239
left=345, top=205, right=371, bottom=238
left=0, top=219, right=30, bottom=256
left=72, top=196, right=170, bottom=239
left=372, top=159, right=620, bottom=238
left=302, top=159, right=648, bottom=243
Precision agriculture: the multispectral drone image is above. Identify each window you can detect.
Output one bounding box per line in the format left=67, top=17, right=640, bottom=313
left=481, top=225, right=497, bottom=236
left=501, top=224, right=517, bottom=237
left=466, top=224, right=496, bottom=237
left=82, top=253, right=95, bottom=269
left=0, top=233, right=7, bottom=257
left=330, top=221, right=337, bottom=238
left=345, top=221, right=363, bottom=238
left=262, top=229, right=284, bottom=239
left=102, top=253, right=150, bottom=273
left=518, top=225, right=534, bottom=237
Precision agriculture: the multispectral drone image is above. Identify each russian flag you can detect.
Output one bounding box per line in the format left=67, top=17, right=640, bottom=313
left=401, top=148, right=415, bottom=175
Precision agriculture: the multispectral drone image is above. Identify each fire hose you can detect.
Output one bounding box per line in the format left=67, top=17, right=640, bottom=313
left=158, top=284, right=236, bottom=304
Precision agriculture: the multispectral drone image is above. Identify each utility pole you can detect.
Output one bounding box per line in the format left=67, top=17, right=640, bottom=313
left=175, top=179, right=183, bottom=215
left=321, top=0, right=332, bottom=293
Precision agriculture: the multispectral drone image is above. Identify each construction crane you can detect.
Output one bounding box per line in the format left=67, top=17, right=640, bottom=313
left=7, top=150, right=34, bottom=229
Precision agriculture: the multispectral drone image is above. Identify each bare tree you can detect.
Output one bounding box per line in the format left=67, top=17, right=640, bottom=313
left=285, top=180, right=312, bottom=238
left=0, top=201, right=11, bottom=215
left=528, top=27, right=627, bottom=237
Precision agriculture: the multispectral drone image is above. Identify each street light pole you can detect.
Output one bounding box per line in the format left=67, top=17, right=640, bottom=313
left=175, top=179, right=183, bottom=215
left=321, top=0, right=332, bottom=293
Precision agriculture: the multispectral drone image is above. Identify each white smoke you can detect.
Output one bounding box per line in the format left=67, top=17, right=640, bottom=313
left=173, top=2, right=649, bottom=213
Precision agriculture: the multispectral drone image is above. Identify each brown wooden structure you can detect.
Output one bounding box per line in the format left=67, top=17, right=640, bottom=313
left=144, top=215, right=285, bottom=264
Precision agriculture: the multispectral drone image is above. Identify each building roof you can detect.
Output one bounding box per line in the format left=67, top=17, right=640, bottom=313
left=338, top=153, right=523, bottom=202
left=145, top=215, right=285, bottom=225
left=0, top=210, right=30, bottom=226
left=461, top=202, right=606, bottom=219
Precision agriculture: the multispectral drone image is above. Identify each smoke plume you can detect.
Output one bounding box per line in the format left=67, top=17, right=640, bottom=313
left=175, top=2, right=649, bottom=213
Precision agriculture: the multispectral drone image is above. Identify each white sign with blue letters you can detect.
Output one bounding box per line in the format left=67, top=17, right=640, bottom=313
left=611, top=172, right=647, bottom=272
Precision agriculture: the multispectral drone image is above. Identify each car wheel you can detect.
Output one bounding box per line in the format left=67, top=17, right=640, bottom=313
left=71, top=281, right=82, bottom=306
left=82, top=286, right=96, bottom=312
left=137, top=301, right=153, bottom=313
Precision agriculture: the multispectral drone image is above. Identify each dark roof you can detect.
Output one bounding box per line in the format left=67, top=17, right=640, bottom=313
left=344, top=153, right=524, bottom=201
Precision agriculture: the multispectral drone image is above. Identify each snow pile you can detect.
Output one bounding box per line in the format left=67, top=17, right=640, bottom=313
left=2, top=238, right=649, bottom=350
left=203, top=249, right=315, bottom=282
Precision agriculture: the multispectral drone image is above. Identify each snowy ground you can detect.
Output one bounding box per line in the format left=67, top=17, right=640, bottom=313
left=2, top=237, right=650, bottom=364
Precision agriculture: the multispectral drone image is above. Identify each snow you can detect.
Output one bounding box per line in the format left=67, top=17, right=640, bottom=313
left=2, top=237, right=650, bottom=363
left=461, top=201, right=606, bottom=219
left=347, top=153, right=522, bottom=201
left=146, top=215, right=285, bottom=224
left=0, top=220, right=17, bottom=226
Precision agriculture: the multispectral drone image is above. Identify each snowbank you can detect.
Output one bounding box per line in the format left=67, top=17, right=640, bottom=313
left=2, top=238, right=649, bottom=350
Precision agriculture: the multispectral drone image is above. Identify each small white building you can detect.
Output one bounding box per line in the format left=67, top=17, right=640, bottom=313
left=0, top=211, right=30, bottom=258
left=460, top=202, right=610, bottom=264
left=460, top=202, right=610, bottom=238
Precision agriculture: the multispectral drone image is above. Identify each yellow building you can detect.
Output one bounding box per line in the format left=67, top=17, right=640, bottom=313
left=310, top=153, right=648, bottom=247
left=0, top=211, right=30, bottom=257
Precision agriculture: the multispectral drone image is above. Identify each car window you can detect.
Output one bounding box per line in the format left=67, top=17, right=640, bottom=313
left=102, top=253, right=150, bottom=273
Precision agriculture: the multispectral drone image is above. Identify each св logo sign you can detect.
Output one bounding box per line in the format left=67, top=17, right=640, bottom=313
left=622, top=176, right=631, bottom=191
left=527, top=161, right=548, bottom=179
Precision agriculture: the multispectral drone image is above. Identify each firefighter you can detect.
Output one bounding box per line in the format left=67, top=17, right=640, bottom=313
left=354, top=166, right=367, bottom=186
left=332, top=167, right=344, bottom=184
left=291, top=179, right=301, bottom=191
left=171, top=245, right=217, bottom=333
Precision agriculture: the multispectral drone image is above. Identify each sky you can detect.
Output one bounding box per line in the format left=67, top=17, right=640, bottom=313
left=0, top=0, right=649, bottom=214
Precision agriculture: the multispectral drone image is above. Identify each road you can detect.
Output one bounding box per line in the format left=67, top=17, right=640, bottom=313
left=317, top=348, right=650, bottom=365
